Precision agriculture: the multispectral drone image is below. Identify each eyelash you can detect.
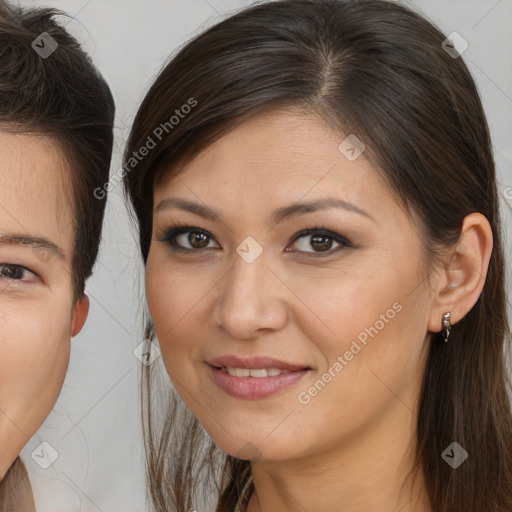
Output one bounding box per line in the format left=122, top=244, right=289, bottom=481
left=0, top=263, right=37, bottom=282
left=156, top=221, right=353, bottom=257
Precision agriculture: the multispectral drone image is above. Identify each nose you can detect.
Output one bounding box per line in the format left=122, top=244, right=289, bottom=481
left=212, top=249, right=288, bottom=340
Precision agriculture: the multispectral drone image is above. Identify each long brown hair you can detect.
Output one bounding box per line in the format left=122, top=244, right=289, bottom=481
left=0, top=458, right=35, bottom=511
left=0, top=0, right=114, bottom=508
left=123, top=1, right=512, bottom=511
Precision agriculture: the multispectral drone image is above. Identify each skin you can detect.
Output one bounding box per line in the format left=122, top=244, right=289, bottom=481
left=146, top=109, right=493, bottom=512
left=0, top=132, right=89, bottom=480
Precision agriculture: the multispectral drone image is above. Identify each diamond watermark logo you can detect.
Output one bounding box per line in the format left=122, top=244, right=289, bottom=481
left=236, top=236, right=263, bottom=264
left=442, top=32, right=468, bottom=59
left=338, top=134, right=365, bottom=161
left=441, top=442, right=468, bottom=469
left=32, top=246, right=57, bottom=263
left=504, top=186, right=512, bottom=208
left=31, top=441, right=59, bottom=469
left=236, top=441, right=262, bottom=461
left=133, top=339, right=161, bottom=366
left=32, top=32, right=58, bottom=59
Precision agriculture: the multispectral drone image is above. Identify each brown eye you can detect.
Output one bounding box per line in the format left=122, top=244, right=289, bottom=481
left=186, top=231, right=210, bottom=249
left=310, top=234, right=335, bottom=252
left=0, top=264, right=35, bottom=281
left=289, top=228, right=350, bottom=255
left=158, top=226, right=220, bottom=252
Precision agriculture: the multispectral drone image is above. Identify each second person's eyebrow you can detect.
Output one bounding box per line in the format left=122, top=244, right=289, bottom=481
left=154, top=197, right=377, bottom=224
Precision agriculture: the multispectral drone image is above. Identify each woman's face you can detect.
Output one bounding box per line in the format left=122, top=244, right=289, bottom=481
left=0, top=132, right=88, bottom=478
left=146, top=109, right=436, bottom=462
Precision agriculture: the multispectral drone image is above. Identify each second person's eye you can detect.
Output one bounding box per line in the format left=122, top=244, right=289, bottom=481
left=287, top=227, right=351, bottom=256
left=158, top=226, right=220, bottom=252
left=175, top=229, right=219, bottom=250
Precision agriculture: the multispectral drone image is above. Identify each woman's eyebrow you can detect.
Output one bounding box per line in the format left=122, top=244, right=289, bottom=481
left=0, top=232, right=65, bottom=259
left=154, top=197, right=377, bottom=224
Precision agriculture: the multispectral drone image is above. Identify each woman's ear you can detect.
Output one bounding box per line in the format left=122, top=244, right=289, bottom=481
left=427, top=212, right=493, bottom=333
left=71, top=293, right=90, bottom=337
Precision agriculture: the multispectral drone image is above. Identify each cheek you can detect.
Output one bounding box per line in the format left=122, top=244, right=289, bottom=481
left=293, top=269, right=430, bottom=423
left=296, top=259, right=428, bottom=412
left=0, top=300, right=72, bottom=402
left=0, top=298, right=72, bottom=471
left=145, top=252, right=207, bottom=333
left=278, top=258, right=412, bottom=358
left=145, top=263, right=200, bottom=374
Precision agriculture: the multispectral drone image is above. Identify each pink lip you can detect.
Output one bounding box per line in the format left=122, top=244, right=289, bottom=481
left=207, top=355, right=311, bottom=400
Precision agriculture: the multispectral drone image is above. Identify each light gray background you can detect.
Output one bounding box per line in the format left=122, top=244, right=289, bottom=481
left=14, top=0, right=512, bottom=511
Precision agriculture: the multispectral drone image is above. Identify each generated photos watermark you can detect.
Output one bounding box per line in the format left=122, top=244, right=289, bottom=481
left=297, top=301, right=403, bottom=405
left=441, top=31, right=469, bottom=59
left=442, top=442, right=468, bottom=469
left=94, top=98, right=198, bottom=200
left=31, top=32, right=58, bottom=59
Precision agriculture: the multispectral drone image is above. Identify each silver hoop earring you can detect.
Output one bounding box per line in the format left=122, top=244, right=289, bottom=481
left=442, top=312, right=452, bottom=343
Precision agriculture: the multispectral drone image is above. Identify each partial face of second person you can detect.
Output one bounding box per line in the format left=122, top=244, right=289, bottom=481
left=0, top=131, right=89, bottom=479
left=145, top=108, right=449, bottom=466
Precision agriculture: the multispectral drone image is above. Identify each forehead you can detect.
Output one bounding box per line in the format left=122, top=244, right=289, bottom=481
left=154, top=109, right=392, bottom=214
left=163, top=109, right=340, bottom=178
left=0, top=131, right=75, bottom=258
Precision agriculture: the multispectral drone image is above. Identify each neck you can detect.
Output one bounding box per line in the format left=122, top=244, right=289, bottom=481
left=245, top=401, right=431, bottom=512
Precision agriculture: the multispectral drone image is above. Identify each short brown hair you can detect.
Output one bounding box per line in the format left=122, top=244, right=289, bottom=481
left=0, top=0, right=115, bottom=298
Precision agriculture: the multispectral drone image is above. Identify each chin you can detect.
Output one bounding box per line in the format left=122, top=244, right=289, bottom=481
left=207, top=429, right=296, bottom=463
